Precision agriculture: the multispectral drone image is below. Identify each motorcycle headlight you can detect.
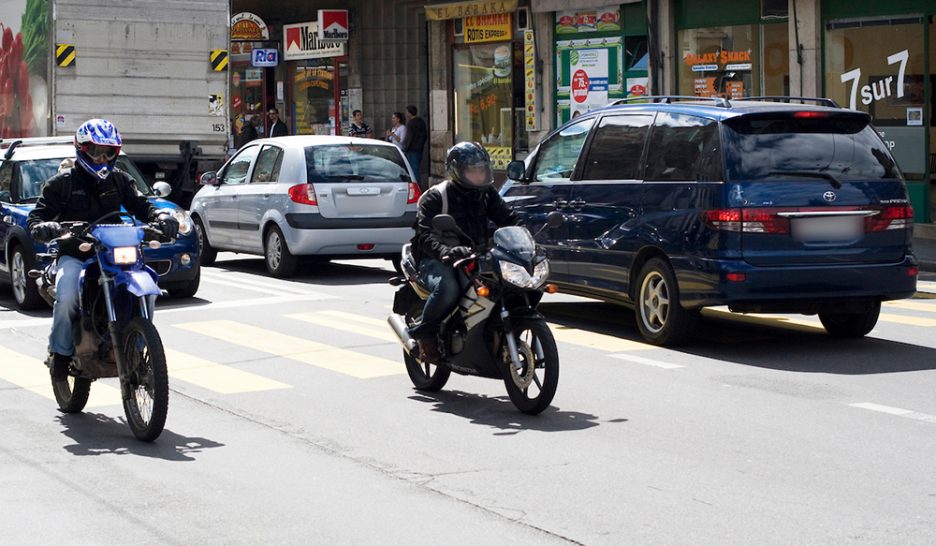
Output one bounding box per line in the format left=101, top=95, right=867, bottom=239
left=113, top=246, right=139, bottom=265
left=500, top=261, right=533, bottom=288
left=530, top=259, right=550, bottom=288
left=173, top=209, right=194, bottom=236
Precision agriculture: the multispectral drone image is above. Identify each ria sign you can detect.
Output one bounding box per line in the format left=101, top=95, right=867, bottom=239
left=318, top=9, right=349, bottom=41
left=251, top=49, right=279, bottom=68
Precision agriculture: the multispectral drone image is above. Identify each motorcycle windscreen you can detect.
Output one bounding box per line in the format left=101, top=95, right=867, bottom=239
left=493, top=226, right=536, bottom=261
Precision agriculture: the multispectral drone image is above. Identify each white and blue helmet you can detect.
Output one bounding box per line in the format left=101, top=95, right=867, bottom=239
left=74, top=119, right=122, bottom=180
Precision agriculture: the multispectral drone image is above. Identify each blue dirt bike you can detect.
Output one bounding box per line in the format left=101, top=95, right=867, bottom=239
left=33, top=211, right=171, bottom=441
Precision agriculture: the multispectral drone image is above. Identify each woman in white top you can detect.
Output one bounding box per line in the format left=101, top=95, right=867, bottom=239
left=385, top=112, right=407, bottom=150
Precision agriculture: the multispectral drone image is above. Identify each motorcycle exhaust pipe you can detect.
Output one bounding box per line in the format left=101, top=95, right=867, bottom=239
left=387, top=314, right=417, bottom=353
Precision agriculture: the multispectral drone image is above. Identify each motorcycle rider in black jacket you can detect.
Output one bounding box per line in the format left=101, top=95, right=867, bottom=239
left=409, top=142, right=518, bottom=363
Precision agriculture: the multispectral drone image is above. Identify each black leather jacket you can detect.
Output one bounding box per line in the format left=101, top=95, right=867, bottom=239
left=27, top=167, right=157, bottom=259
left=412, top=181, right=518, bottom=262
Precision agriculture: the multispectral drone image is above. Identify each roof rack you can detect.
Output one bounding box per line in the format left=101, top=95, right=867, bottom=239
left=608, top=95, right=732, bottom=108
left=735, top=96, right=841, bottom=108
left=1, top=136, right=73, bottom=160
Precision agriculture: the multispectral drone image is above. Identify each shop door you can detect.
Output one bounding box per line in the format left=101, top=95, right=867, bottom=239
left=231, top=43, right=270, bottom=146
left=824, top=17, right=929, bottom=222
left=291, top=58, right=345, bottom=136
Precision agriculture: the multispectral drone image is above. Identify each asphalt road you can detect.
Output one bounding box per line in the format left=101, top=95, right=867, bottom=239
left=2, top=255, right=935, bottom=545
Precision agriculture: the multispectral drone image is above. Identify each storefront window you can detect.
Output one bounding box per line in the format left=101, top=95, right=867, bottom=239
left=454, top=43, right=514, bottom=169
left=290, top=60, right=337, bottom=136
left=824, top=20, right=926, bottom=178
left=230, top=42, right=270, bottom=140
left=762, top=23, right=789, bottom=95
left=679, top=25, right=759, bottom=99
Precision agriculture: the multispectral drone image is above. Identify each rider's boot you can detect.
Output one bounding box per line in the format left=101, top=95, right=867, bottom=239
left=416, top=338, right=442, bottom=364
left=50, top=353, right=71, bottom=380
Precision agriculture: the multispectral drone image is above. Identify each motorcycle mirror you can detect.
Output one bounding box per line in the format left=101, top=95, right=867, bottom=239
left=545, top=211, right=565, bottom=229
left=153, top=182, right=172, bottom=198
left=432, top=214, right=458, bottom=233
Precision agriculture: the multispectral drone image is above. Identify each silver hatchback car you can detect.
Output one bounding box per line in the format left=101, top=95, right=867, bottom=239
left=191, top=136, right=420, bottom=277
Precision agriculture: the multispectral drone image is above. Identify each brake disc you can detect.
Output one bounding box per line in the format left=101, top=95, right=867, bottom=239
left=505, top=340, right=536, bottom=390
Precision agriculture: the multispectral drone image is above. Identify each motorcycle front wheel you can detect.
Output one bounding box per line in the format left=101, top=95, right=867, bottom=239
left=121, top=317, right=169, bottom=442
left=503, top=319, right=559, bottom=415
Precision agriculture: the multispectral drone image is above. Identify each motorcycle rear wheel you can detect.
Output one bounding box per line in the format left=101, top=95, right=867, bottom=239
left=503, top=319, right=559, bottom=415
left=51, top=368, right=92, bottom=414
left=403, top=349, right=451, bottom=392
left=121, top=317, right=169, bottom=442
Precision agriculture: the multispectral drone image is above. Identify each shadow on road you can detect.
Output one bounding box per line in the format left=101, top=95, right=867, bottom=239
left=540, top=300, right=936, bottom=375
left=56, top=413, right=224, bottom=461
left=409, top=390, right=606, bottom=436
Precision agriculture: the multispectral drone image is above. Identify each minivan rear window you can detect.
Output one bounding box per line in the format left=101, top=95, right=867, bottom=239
left=723, top=115, right=901, bottom=181
left=305, top=144, right=410, bottom=183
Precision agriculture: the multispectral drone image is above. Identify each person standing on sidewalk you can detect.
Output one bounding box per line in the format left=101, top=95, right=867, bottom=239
left=385, top=112, right=407, bottom=150
left=267, top=108, right=289, bottom=138
left=401, top=105, right=427, bottom=188
left=349, top=110, right=374, bottom=138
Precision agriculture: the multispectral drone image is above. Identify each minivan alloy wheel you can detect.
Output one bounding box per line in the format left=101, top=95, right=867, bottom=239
left=11, top=251, right=27, bottom=303
left=640, top=271, right=670, bottom=334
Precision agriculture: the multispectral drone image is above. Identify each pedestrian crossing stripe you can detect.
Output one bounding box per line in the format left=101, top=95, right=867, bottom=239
left=0, top=346, right=121, bottom=407
left=174, top=320, right=403, bottom=379
left=285, top=311, right=398, bottom=344
left=210, top=49, right=229, bottom=71
left=165, top=349, right=291, bottom=394
left=56, top=44, right=76, bottom=67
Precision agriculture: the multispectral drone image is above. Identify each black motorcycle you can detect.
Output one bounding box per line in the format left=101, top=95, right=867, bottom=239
left=388, top=213, right=563, bottom=415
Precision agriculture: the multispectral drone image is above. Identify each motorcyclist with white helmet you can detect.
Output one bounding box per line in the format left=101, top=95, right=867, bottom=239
left=27, top=119, right=180, bottom=379
left=408, top=142, right=518, bottom=363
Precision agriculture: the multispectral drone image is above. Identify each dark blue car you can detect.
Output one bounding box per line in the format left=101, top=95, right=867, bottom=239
left=1, top=140, right=200, bottom=310
left=503, top=97, right=918, bottom=346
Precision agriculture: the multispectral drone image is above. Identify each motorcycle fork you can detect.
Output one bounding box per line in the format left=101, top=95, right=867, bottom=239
left=500, top=308, right=525, bottom=372
left=99, top=273, right=131, bottom=400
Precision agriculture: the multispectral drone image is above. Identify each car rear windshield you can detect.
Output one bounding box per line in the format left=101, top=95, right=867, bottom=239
left=18, top=157, right=152, bottom=201
left=304, top=144, right=410, bottom=183
left=722, top=114, right=902, bottom=181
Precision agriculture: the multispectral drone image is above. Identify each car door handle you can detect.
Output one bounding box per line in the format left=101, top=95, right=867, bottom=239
left=262, top=194, right=271, bottom=199
left=553, top=200, right=569, bottom=210
left=569, top=199, right=586, bottom=210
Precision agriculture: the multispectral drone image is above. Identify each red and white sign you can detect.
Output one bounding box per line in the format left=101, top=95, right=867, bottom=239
left=318, top=9, right=349, bottom=42
left=572, top=69, right=590, bottom=103
left=284, top=21, right=346, bottom=60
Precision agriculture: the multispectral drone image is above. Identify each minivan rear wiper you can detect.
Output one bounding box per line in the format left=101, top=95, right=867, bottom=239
left=768, top=171, right=843, bottom=189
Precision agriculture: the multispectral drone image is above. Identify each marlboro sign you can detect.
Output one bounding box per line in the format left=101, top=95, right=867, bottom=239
left=318, top=10, right=349, bottom=42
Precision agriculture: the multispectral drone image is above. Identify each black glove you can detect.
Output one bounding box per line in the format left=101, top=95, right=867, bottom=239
left=31, top=221, right=62, bottom=243
left=443, top=245, right=472, bottom=263
left=156, top=212, right=180, bottom=239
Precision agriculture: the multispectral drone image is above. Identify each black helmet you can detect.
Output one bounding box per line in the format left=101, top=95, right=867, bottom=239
left=446, top=142, right=493, bottom=191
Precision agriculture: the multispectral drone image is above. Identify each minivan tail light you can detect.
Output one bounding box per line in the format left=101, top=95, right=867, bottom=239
left=704, top=208, right=789, bottom=234
left=865, top=205, right=913, bottom=232
left=288, top=184, right=318, bottom=206
left=407, top=182, right=422, bottom=204
left=704, top=209, right=741, bottom=232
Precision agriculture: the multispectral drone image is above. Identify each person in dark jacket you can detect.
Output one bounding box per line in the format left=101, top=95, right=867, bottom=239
left=27, top=119, right=180, bottom=380
left=401, top=105, right=427, bottom=187
left=409, top=142, right=518, bottom=362
left=238, top=114, right=259, bottom=148
left=267, top=108, right=289, bottom=138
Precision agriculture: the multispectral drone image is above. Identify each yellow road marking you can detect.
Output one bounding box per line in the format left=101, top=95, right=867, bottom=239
left=878, top=313, right=936, bottom=328
left=174, top=320, right=402, bottom=379
left=164, top=349, right=290, bottom=394
left=0, top=347, right=121, bottom=407
left=702, top=308, right=824, bottom=332
left=286, top=311, right=397, bottom=344
left=884, top=300, right=936, bottom=313
left=547, top=323, right=652, bottom=352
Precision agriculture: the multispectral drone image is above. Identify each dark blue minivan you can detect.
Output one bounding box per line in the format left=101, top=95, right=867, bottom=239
left=502, top=97, right=918, bottom=346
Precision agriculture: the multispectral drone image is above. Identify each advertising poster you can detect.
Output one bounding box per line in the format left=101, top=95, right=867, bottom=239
left=570, top=48, right=608, bottom=117
left=453, top=43, right=513, bottom=166
left=0, top=0, right=49, bottom=137
left=555, top=8, right=621, bottom=34
left=555, top=37, right=622, bottom=124
left=464, top=13, right=512, bottom=44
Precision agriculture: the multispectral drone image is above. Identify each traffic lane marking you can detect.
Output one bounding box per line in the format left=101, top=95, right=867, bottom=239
left=850, top=402, right=936, bottom=425
left=608, top=353, right=684, bottom=369
left=164, top=349, right=291, bottom=394
left=547, top=323, right=653, bottom=352
left=174, top=320, right=403, bottom=379
left=0, top=346, right=121, bottom=407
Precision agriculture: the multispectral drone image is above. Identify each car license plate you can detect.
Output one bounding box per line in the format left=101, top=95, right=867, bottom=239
left=792, top=216, right=862, bottom=242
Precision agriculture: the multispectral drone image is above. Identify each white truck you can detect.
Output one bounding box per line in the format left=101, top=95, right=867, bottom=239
left=0, top=0, right=230, bottom=206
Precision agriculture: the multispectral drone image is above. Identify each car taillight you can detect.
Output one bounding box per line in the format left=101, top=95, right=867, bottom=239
left=704, top=209, right=789, bottom=234
left=793, top=111, right=829, bottom=119
left=288, top=184, right=318, bottom=206
left=407, top=182, right=422, bottom=204
left=865, top=205, right=913, bottom=232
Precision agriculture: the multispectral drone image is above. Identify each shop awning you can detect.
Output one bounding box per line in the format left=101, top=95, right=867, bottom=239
left=424, top=0, right=518, bottom=21
left=530, top=0, right=640, bottom=13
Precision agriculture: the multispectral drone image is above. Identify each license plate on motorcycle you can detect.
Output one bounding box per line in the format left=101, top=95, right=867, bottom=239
left=792, top=216, right=862, bottom=242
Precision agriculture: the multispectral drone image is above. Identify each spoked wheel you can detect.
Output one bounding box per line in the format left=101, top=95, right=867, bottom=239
left=402, top=310, right=450, bottom=391
left=10, top=246, right=44, bottom=310
left=502, top=319, right=559, bottom=415
left=121, top=317, right=169, bottom=442
left=51, top=358, right=92, bottom=414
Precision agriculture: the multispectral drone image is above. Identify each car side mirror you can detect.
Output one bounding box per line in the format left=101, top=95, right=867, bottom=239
left=2, top=215, right=13, bottom=225
left=199, top=172, right=219, bottom=186
left=545, top=211, right=565, bottom=229
left=432, top=214, right=458, bottom=233
left=506, top=160, right=528, bottom=182
left=153, top=182, right=172, bottom=198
